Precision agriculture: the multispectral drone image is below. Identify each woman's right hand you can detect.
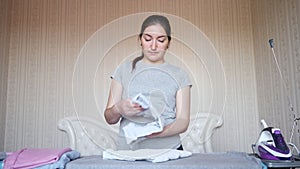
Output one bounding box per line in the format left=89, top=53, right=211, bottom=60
left=105, top=79, right=144, bottom=124
left=114, top=99, right=144, bottom=117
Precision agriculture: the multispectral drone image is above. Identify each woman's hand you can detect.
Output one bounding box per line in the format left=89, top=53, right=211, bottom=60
left=104, top=79, right=146, bottom=124
left=146, top=118, right=190, bottom=138
left=105, top=98, right=144, bottom=124
left=114, top=99, right=144, bottom=117
left=146, top=125, right=169, bottom=138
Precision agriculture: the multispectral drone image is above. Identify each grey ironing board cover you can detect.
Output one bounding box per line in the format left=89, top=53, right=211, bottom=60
left=66, top=151, right=262, bottom=169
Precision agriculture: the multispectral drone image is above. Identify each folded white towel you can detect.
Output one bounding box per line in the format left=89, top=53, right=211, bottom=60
left=103, top=149, right=192, bottom=163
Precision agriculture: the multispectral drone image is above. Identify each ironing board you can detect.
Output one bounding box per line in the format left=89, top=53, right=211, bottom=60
left=262, top=159, right=300, bottom=168
left=65, top=152, right=263, bottom=169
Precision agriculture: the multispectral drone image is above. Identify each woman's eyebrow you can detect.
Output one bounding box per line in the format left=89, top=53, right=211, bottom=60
left=143, top=33, right=167, bottom=38
left=143, top=33, right=152, bottom=37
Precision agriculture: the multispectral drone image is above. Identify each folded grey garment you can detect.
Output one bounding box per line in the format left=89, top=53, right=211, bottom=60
left=126, top=90, right=166, bottom=124
left=0, top=152, right=6, bottom=160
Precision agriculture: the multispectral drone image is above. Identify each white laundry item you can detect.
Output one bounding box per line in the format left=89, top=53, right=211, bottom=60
left=132, top=93, right=150, bottom=109
left=122, top=117, right=164, bottom=144
left=102, top=149, right=192, bottom=163
left=126, top=91, right=165, bottom=124
left=122, top=92, right=166, bottom=144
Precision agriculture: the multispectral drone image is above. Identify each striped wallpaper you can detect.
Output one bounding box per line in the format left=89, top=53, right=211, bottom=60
left=0, top=0, right=299, bottom=153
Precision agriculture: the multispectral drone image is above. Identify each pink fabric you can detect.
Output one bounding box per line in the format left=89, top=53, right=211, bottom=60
left=4, top=148, right=71, bottom=169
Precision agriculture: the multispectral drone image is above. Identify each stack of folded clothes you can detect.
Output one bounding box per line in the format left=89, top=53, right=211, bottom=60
left=1, top=147, right=80, bottom=169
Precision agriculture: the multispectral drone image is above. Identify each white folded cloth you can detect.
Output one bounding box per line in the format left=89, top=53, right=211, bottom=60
left=102, top=149, right=192, bottom=163
left=122, top=117, right=164, bottom=144
left=122, top=92, right=166, bottom=144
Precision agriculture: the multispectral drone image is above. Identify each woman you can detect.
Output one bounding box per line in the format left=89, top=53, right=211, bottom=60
left=104, top=15, right=192, bottom=150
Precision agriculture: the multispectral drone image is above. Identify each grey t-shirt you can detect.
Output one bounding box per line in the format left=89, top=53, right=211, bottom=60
left=111, top=60, right=192, bottom=150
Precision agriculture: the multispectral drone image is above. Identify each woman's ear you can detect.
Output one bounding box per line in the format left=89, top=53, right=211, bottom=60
left=166, top=41, right=171, bottom=49
left=138, top=35, right=142, bottom=46
left=166, top=43, right=170, bottom=49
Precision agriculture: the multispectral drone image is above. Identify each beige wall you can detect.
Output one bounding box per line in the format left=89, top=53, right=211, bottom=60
left=0, top=0, right=12, bottom=151
left=1, top=0, right=297, bottom=153
left=252, top=0, right=300, bottom=147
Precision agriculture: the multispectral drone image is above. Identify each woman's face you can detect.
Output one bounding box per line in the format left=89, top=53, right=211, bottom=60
left=140, top=24, right=170, bottom=64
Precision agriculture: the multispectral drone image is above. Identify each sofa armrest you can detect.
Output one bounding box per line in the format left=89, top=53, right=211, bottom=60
left=57, top=116, right=117, bottom=156
left=181, top=113, right=223, bottom=153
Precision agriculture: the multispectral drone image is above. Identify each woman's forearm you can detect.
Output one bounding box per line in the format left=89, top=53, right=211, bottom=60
left=164, top=118, right=190, bottom=136
left=148, top=117, right=190, bottom=138
left=104, top=105, right=121, bottom=124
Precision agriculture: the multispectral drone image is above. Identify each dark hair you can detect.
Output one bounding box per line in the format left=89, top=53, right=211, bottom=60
left=132, top=15, right=171, bottom=70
